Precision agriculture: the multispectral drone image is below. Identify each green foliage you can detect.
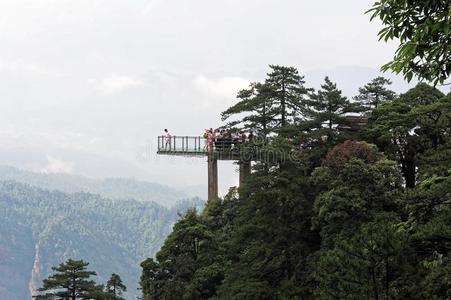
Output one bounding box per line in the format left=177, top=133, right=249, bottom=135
left=140, top=208, right=224, bottom=300
left=214, top=167, right=319, bottom=299
left=222, top=65, right=310, bottom=138
left=407, top=171, right=451, bottom=299
left=222, top=82, right=276, bottom=139
left=312, top=157, right=403, bottom=240
left=419, top=252, right=451, bottom=299
left=35, top=260, right=128, bottom=300
left=142, top=68, right=451, bottom=299
left=139, top=258, right=160, bottom=300
left=354, top=76, right=396, bottom=109
left=106, top=273, right=127, bottom=300
left=89, top=284, right=116, bottom=300
left=303, top=76, right=359, bottom=142
left=312, top=214, right=416, bottom=299
left=36, top=259, right=98, bottom=299
left=368, top=0, right=451, bottom=84
left=0, top=180, right=202, bottom=300
left=265, top=65, right=311, bottom=129
left=366, top=83, right=449, bottom=187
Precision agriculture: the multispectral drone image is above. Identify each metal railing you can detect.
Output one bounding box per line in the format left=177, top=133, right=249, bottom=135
left=158, top=136, right=206, bottom=153
left=157, top=136, right=259, bottom=160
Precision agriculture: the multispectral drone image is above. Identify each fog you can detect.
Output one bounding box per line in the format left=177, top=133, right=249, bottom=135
left=0, top=0, right=413, bottom=195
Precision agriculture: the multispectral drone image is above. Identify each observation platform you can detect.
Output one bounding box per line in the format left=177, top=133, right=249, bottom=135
left=157, top=136, right=255, bottom=160
left=157, top=136, right=206, bottom=156
left=157, top=136, right=253, bottom=200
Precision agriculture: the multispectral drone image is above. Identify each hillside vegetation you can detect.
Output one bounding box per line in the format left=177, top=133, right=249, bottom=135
left=140, top=67, right=451, bottom=300
left=0, top=180, right=203, bottom=299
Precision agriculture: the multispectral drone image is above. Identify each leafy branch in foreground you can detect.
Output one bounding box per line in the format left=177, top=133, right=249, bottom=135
left=368, top=0, right=451, bottom=85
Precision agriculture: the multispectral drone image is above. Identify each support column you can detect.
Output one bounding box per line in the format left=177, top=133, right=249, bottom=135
left=239, top=160, right=251, bottom=187
left=208, top=154, right=218, bottom=200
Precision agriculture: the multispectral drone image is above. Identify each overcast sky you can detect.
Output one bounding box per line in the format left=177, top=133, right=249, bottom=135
left=0, top=0, right=419, bottom=195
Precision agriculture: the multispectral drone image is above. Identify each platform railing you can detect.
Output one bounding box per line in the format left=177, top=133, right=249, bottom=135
left=157, top=136, right=206, bottom=153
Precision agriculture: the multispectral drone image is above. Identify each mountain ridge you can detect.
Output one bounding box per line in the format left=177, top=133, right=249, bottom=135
left=0, top=165, right=199, bottom=207
left=0, top=179, right=203, bottom=299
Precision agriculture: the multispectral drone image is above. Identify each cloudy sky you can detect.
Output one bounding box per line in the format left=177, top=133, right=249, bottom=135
left=0, top=0, right=419, bottom=195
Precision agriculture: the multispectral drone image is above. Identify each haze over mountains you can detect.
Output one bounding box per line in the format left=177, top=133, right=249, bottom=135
left=2, top=63, right=447, bottom=198
left=0, top=166, right=204, bottom=299
left=0, top=165, right=205, bottom=207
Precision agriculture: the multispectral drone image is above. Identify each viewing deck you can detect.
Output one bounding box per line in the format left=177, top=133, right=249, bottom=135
left=157, top=135, right=253, bottom=200
left=157, top=136, right=207, bottom=156
left=157, top=136, right=253, bottom=160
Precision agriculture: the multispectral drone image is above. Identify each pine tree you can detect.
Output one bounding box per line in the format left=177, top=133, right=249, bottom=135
left=35, top=259, right=98, bottom=300
left=222, top=82, right=276, bottom=140
left=265, top=65, right=310, bottom=132
left=354, top=76, right=396, bottom=110
left=222, top=65, right=310, bottom=139
left=292, top=77, right=359, bottom=169
left=140, top=258, right=163, bottom=300
left=106, top=273, right=127, bottom=300
left=313, top=214, right=416, bottom=299
left=367, top=83, right=447, bottom=187
left=139, top=67, right=451, bottom=300
left=140, top=209, right=217, bottom=300
left=88, top=284, right=111, bottom=300
left=304, top=76, right=356, bottom=142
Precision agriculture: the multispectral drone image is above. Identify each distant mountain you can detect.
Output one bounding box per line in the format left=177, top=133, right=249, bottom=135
left=0, top=165, right=196, bottom=207
left=0, top=180, right=203, bottom=300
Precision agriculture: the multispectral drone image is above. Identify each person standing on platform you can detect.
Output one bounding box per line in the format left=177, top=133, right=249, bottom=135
left=164, top=129, right=172, bottom=150
left=207, top=128, right=215, bottom=152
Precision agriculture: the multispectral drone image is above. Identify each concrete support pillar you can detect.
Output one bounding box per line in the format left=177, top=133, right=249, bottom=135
left=208, top=155, right=218, bottom=200
left=239, top=161, right=251, bottom=187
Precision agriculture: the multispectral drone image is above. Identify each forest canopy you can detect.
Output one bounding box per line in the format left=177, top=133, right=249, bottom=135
left=140, top=2, right=451, bottom=299
left=140, top=66, right=451, bottom=299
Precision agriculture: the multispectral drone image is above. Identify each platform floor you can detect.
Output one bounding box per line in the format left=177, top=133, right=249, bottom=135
left=157, top=149, right=250, bottom=160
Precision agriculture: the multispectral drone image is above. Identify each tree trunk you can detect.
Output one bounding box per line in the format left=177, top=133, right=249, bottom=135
left=401, top=158, right=416, bottom=188
left=72, top=269, right=76, bottom=300
left=371, top=265, right=380, bottom=300
left=281, top=79, right=286, bottom=127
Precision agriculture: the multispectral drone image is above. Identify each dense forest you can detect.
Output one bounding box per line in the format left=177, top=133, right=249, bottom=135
left=140, top=2, right=451, bottom=299
left=0, top=179, right=202, bottom=299
left=140, top=69, right=450, bottom=299
left=3, top=0, right=447, bottom=299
